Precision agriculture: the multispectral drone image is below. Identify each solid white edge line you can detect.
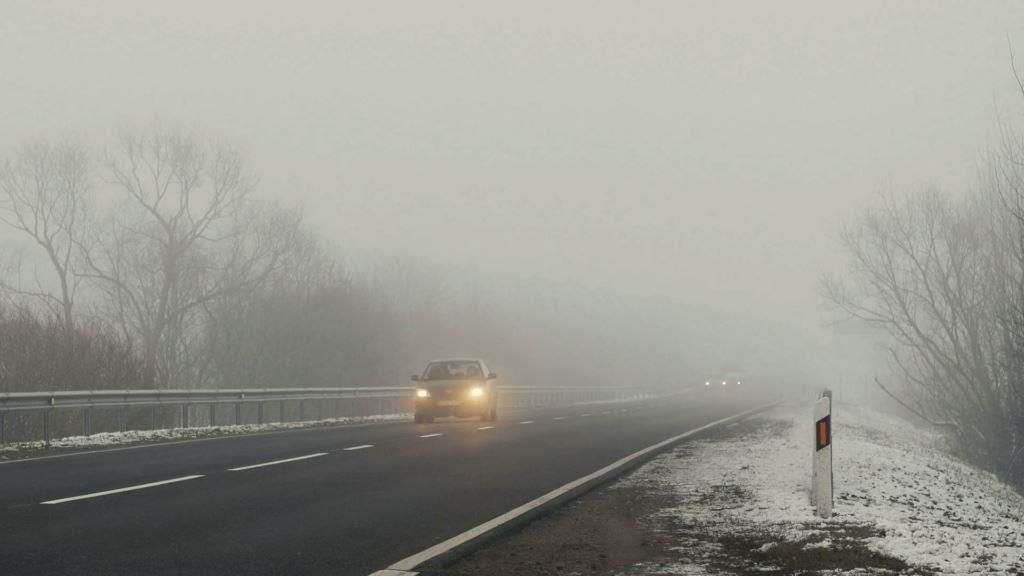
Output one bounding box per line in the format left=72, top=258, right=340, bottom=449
left=384, top=401, right=777, bottom=572
left=419, top=433, right=443, bottom=438
left=228, top=452, right=327, bottom=471
left=344, top=444, right=374, bottom=451
left=41, top=475, right=204, bottom=505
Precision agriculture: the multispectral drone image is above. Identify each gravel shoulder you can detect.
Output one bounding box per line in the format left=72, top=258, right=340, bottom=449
left=444, top=470, right=676, bottom=576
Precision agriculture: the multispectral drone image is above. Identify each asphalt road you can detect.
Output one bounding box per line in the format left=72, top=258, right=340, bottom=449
left=0, top=389, right=761, bottom=576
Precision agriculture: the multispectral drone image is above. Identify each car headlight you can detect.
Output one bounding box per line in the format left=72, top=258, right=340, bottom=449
left=469, top=386, right=485, bottom=398
left=721, top=381, right=727, bottom=386
left=705, top=381, right=710, bottom=386
left=416, top=388, right=430, bottom=398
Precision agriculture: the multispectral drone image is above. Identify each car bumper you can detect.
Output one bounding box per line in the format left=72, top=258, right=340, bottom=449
left=415, top=398, right=490, bottom=417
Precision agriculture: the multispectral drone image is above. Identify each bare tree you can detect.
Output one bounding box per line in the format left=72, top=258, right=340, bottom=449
left=825, top=185, right=1023, bottom=481
left=188, top=199, right=306, bottom=388
left=80, top=123, right=300, bottom=388
left=0, top=140, right=89, bottom=334
left=983, top=116, right=1024, bottom=481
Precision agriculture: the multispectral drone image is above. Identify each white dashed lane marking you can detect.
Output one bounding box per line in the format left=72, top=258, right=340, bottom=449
left=228, top=453, right=327, bottom=472
left=581, top=413, right=592, bottom=417
left=41, top=475, right=204, bottom=505
left=553, top=416, right=566, bottom=420
left=343, top=444, right=374, bottom=451
left=477, top=426, right=495, bottom=430
left=420, top=433, right=443, bottom=438
left=519, top=420, right=534, bottom=425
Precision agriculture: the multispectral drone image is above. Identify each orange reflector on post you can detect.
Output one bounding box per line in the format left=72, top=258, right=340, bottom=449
left=815, top=415, right=831, bottom=451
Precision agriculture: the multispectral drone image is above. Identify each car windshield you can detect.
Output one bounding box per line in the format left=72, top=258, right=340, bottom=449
left=423, top=361, right=484, bottom=381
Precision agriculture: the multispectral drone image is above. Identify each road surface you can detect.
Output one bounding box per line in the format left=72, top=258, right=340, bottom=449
left=0, top=390, right=760, bottom=575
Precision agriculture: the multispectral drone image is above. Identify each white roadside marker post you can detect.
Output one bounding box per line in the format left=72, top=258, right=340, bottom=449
left=812, top=392, right=833, bottom=518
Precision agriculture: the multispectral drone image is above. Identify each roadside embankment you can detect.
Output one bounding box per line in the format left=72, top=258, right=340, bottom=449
left=446, top=403, right=1024, bottom=575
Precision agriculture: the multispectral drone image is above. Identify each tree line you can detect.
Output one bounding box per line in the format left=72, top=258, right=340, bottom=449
left=826, top=116, right=1024, bottom=488
left=0, top=122, right=701, bottom=401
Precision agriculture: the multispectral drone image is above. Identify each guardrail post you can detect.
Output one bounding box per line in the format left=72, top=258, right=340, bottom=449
left=299, top=400, right=306, bottom=422
left=318, top=399, right=323, bottom=421
left=279, top=400, right=285, bottom=423
left=119, top=406, right=127, bottom=433
left=257, top=402, right=264, bottom=425
left=209, top=404, right=216, bottom=427
left=84, top=407, right=92, bottom=436
left=181, top=404, right=189, bottom=429
left=151, top=406, right=158, bottom=430
left=0, top=411, right=5, bottom=445
left=235, top=403, right=242, bottom=426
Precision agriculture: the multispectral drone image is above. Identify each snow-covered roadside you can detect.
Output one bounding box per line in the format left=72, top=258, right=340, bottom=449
left=621, top=403, right=1024, bottom=575
left=0, top=413, right=411, bottom=456
left=834, top=405, right=1023, bottom=574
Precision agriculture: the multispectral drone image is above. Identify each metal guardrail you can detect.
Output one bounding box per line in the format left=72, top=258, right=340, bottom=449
left=0, top=385, right=653, bottom=446
left=0, top=387, right=413, bottom=411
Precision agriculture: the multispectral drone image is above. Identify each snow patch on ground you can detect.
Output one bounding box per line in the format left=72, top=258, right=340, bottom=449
left=620, top=403, right=1024, bottom=575
left=0, top=413, right=411, bottom=455
left=837, top=405, right=1023, bottom=574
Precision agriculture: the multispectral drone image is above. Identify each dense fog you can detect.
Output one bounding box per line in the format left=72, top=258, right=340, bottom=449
left=2, top=2, right=1024, bottom=412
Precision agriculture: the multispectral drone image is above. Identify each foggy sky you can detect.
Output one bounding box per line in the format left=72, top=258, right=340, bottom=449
left=3, top=1, right=1024, bottom=349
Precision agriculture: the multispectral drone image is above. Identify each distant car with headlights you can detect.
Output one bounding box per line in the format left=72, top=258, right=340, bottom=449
left=704, top=370, right=744, bottom=389
left=411, top=358, right=498, bottom=423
